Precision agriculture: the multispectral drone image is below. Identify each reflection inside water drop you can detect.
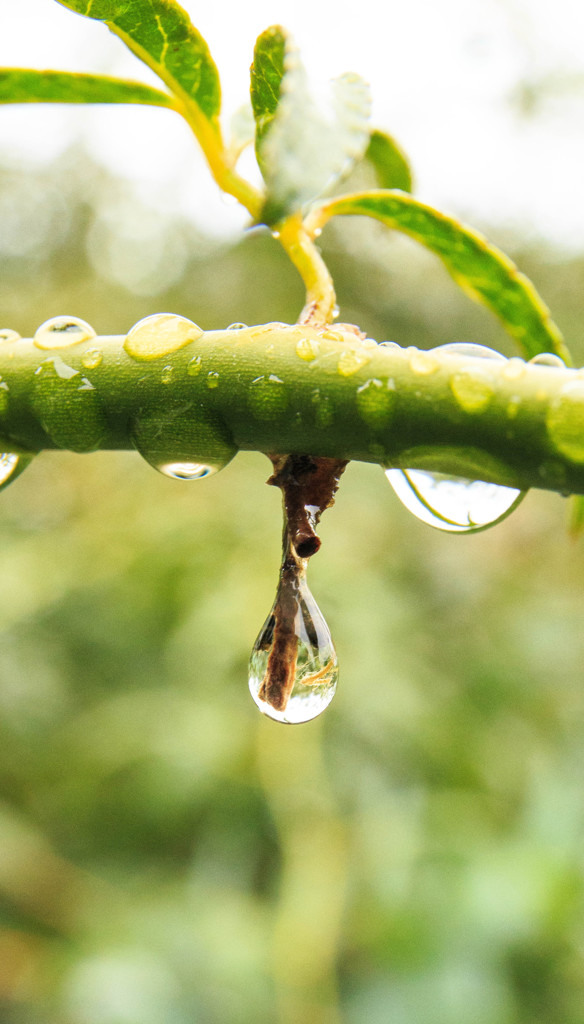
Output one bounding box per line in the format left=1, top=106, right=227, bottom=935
left=249, top=548, right=338, bottom=724
left=385, top=467, right=524, bottom=533
left=157, top=461, right=216, bottom=480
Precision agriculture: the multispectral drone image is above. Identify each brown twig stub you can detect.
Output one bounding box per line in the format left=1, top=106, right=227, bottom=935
left=257, top=453, right=348, bottom=712
left=267, top=454, right=348, bottom=558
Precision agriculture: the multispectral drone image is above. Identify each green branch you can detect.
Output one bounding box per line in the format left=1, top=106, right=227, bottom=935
left=1, top=322, right=584, bottom=496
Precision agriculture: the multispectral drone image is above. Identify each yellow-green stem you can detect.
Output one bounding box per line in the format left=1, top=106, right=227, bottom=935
left=276, top=214, right=337, bottom=325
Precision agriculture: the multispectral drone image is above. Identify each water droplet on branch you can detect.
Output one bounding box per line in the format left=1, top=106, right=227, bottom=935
left=249, top=547, right=338, bottom=724
left=124, top=314, right=203, bottom=361
left=529, top=352, right=565, bottom=369
left=0, top=329, right=21, bottom=344
left=34, top=316, right=96, bottom=350
left=131, top=409, right=237, bottom=480
left=385, top=342, right=525, bottom=531
left=385, top=467, right=524, bottom=533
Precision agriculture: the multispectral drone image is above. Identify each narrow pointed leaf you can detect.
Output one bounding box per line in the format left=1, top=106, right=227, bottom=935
left=314, top=190, right=569, bottom=362
left=250, top=24, right=287, bottom=169
left=55, top=0, right=221, bottom=128
left=0, top=68, right=174, bottom=108
left=364, top=129, right=413, bottom=192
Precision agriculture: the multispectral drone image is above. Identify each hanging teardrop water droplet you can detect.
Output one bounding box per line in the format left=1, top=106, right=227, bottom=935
left=132, top=408, right=237, bottom=480
left=388, top=342, right=524, bottom=531
left=0, top=452, right=34, bottom=492
left=385, top=466, right=524, bottom=533
left=249, top=552, right=338, bottom=724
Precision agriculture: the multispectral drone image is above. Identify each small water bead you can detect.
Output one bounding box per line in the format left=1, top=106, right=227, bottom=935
left=356, top=378, right=395, bottom=429
left=81, top=347, right=103, bottom=370
left=226, top=322, right=248, bottom=330
left=385, top=467, right=523, bottom=533
left=206, top=371, right=219, bottom=389
left=248, top=375, right=288, bottom=420
left=337, top=348, right=371, bottom=376
left=0, top=329, right=21, bottom=343
left=296, top=337, right=319, bottom=361
left=321, top=330, right=345, bottom=344
left=546, top=380, right=584, bottom=464
left=249, top=571, right=338, bottom=724
left=409, top=349, right=439, bottom=375
left=34, top=316, right=96, bottom=350
left=529, top=352, right=566, bottom=369
left=502, top=357, right=526, bottom=381
left=435, top=342, right=504, bottom=361
left=187, top=355, right=202, bottom=376
left=124, top=314, right=203, bottom=361
left=311, top=389, right=334, bottom=428
left=161, top=365, right=174, bottom=385
left=450, top=368, right=495, bottom=413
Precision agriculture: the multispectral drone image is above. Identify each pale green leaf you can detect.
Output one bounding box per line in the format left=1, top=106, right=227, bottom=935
left=0, top=68, right=174, bottom=107
left=314, top=190, right=569, bottom=362
left=364, top=129, right=413, bottom=192
left=252, top=33, right=371, bottom=223
left=55, top=0, right=221, bottom=128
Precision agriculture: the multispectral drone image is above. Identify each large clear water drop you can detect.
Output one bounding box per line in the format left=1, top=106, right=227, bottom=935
left=132, top=410, right=237, bottom=481
left=386, top=341, right=525, bottom=532
left=249, top=551, right=338, bottom=724
left=385, top=467, right=524, bottom=533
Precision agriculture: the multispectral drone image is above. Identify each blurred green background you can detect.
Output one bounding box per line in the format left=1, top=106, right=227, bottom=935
left=1, top=153, right=584, bottom=1024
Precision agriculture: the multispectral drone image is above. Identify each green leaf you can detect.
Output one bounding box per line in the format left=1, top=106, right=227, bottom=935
left=0, top=68, right=174, bottom=108
left=364, top=130, right=413, bottom=192
left=55, top=0, right=221, bottom=128
left=250, top=25, right=287, bottom=169
left=251, top=29, right=371, bottom=224
left=313, top=190, right=570, bottom=363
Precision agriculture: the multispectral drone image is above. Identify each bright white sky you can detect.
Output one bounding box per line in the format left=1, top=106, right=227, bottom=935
left=1, top=0, right=584, bottom=247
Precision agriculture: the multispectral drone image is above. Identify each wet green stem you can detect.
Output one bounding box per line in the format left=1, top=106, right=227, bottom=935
left=2, top=325, right=584, bottom=496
